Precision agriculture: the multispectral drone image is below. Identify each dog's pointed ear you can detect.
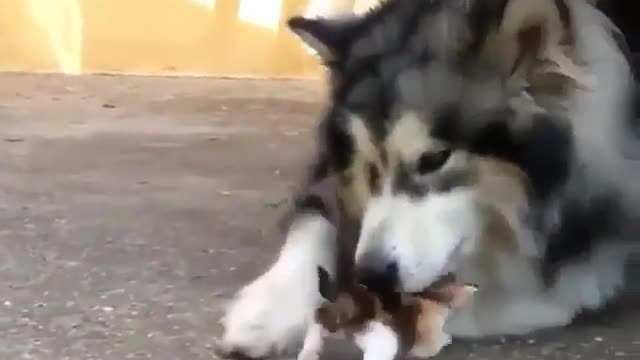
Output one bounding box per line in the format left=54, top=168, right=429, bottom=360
left=471, top=0, right=595, bottom=88
left=471, top=0, right=574, bottom=70
left=287, top=16, right=356, bottom=62
left=498, top=0, right=570, bottom=39
left=502, top=0, right=572, bottom=62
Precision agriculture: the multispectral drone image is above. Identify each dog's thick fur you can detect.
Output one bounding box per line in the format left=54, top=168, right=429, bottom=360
left=218, top=0, right=640, bottom=357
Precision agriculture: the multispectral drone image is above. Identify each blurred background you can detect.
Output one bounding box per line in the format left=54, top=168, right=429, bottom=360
left=0, top=0, right=383, bottom=78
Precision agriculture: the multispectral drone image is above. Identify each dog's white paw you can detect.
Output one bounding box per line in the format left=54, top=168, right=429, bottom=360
left=218, top=215, right=337, bottom=359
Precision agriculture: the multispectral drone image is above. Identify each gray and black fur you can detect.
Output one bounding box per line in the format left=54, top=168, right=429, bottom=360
left=218, top=1, right=640, bottom=357
left=288, top=0, right=639, bottom=285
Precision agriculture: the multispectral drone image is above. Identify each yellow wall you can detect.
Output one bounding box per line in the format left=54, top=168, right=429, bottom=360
left=0, top=0, right=378, bottom=78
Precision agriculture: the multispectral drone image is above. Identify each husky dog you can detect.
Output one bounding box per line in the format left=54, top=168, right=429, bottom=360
left=218, top=0, right=640, bottom=358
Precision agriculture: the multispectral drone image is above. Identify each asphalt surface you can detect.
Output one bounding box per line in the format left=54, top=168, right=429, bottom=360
left=0, top=74, right=636, bottom=360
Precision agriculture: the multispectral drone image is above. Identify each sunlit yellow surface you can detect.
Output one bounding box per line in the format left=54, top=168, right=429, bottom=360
left=26, top=0, right=83, bottom=74
left=192, top=0, right=216, bottom=10
left=0, top=0, right=319, bottom=77
left=239, top=0, right=282, bottom=31
left=0, top=0, right=385, bottom=77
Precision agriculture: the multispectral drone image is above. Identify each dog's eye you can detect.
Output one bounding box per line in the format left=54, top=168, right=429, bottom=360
left=417, top=149, right=451, bottom=175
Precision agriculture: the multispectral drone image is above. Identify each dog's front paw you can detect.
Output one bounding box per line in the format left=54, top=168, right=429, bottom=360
left=218, top=288, right=306, bottom=359
left=218, top=215, right=337, bottom=359
left=217, top=267, right=320, bottom=358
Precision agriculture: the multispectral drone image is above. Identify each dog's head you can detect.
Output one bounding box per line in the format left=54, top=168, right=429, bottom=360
left=289, top=0, right=630, bottom=292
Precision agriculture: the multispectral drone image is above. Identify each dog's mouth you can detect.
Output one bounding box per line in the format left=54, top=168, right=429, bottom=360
left=406, top=273, right=476, bottom=308
left=366, top=273, right=461, bottom=311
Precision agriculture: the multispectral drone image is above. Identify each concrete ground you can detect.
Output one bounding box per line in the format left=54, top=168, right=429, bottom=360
left=0, top=74, right=636, bottom=360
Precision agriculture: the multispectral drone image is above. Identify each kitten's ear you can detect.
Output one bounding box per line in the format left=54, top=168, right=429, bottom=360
left=447, top=283, right=478, bottom=309
left=287, top=16, right=358, bottom=62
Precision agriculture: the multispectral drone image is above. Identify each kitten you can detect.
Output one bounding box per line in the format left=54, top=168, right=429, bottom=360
left=297, top=267, right=477, bottom=360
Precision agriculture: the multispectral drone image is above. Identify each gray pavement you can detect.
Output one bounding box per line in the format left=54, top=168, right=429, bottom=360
left=0, top=74, right=636, bottom=360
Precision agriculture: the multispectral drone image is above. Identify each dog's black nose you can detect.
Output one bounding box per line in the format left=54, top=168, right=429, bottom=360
left=357, top=260, right=398, bottom=293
